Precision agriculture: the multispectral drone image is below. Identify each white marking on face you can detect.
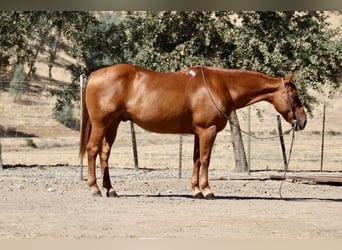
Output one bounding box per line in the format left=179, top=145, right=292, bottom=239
left=189, top=70, right=196, bottom=77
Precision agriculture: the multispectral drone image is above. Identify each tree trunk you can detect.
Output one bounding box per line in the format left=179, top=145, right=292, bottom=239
left=28, top=29, right=48, bottom=77
left=228, top=110, right=248, bottom=172
left=48, top=27, right=62, bottom=81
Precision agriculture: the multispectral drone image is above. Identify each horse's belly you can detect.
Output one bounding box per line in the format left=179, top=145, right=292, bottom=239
left=129, top=111, right=194, bottom=134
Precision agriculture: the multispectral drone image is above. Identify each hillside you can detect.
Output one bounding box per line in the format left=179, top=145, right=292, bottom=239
left=0, top=44, right=78, bottom=137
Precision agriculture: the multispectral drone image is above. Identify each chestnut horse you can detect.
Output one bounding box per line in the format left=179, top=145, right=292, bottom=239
left=79, top=63, right=307, bottom=199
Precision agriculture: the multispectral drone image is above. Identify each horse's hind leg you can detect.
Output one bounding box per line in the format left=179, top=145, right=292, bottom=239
left=87, top=123, right=107, bottom=196
left=100, top=120, right=120, bottom=197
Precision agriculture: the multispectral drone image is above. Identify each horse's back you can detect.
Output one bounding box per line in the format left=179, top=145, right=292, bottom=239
left=87, top=64, right=139, bottom=84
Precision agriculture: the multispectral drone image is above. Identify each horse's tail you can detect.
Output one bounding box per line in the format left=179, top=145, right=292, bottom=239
left=79, top=84, right=91, bottom=158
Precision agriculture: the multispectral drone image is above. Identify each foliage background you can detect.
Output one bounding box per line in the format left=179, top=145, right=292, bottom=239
left=0, top=11, right=341, bottom=121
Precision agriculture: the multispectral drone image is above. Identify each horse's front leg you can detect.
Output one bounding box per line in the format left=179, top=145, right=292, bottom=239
left=197, top=126, right=217, bottom=199
left=191, top=134, right=203, bottom=198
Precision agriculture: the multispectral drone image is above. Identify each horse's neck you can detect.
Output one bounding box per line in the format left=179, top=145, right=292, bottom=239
left=223, top=70, right=280, bottom=109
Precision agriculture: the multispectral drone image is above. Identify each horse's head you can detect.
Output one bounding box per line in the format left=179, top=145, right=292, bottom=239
left=273, top=73, right=307, bottom=131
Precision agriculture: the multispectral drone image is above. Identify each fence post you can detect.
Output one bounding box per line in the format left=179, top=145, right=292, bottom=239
left=130, top=121, right=139, bottom=170
left=179, top=135, right=183, bottom=178
left=320, top=102, right=326, bottom=172
left=0, top=137, right=3, bottom=170
left=79, top=75, right=84, bottom=180
left=277, top=115, right=288, bottom=171
left=247, top=106, right=251, bottom=175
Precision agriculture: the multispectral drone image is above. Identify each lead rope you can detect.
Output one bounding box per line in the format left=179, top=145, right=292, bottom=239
left=200, top=66, right=296, bottom=199
left=279, top=127, right=296, bottom=199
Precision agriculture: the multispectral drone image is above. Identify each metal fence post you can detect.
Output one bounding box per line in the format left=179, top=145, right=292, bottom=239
left=79, top=75, right=84, bottom=180
left=277, top=115, right=288, bottom=171
left=130, top=121, right=139, bottom=170
left=0, top=137, right=3, bottom=170
left=320, top=102, right=326, bottom=172
left=247, top=106, right=251, bottom=175
left=179, top=135, right=183, bottom=178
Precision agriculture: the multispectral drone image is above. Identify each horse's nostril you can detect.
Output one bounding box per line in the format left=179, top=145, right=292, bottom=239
left=298, top=119, right=307, bottom=130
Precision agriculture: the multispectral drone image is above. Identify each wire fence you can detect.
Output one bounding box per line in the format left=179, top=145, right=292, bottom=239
left=1, top=81, right=341, bottom=174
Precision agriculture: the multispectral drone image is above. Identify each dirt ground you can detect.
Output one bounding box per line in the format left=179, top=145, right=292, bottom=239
left=0, top=165, right=341, bottom=239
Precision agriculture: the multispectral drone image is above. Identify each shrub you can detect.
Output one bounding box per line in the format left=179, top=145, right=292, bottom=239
left=9, top=64, right=26, bottom=102
left=25, top=138, right=37, bottom=148
left=53, top=83, right=78, bottom=129
left=327, top=130, right=341, bottom=136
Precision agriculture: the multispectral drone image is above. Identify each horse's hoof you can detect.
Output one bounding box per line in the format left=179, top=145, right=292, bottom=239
left=92, top=190, right=102, bottom=197
left=204, top=192, right=216, bottom=200
left=106, top=190, right=118, bottom=198
left=193, top=192, right=204, bottom=199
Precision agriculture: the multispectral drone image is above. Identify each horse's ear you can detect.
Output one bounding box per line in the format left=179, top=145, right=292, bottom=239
left=286, top=72, right=296, bottom=82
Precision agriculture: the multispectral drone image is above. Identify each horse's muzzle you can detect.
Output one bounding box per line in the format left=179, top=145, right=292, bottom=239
left=294, top=118, right=306, bottom=131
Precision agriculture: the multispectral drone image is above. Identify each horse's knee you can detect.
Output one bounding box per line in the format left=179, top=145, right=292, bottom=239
left=87, top=144, right=100, bottom=159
